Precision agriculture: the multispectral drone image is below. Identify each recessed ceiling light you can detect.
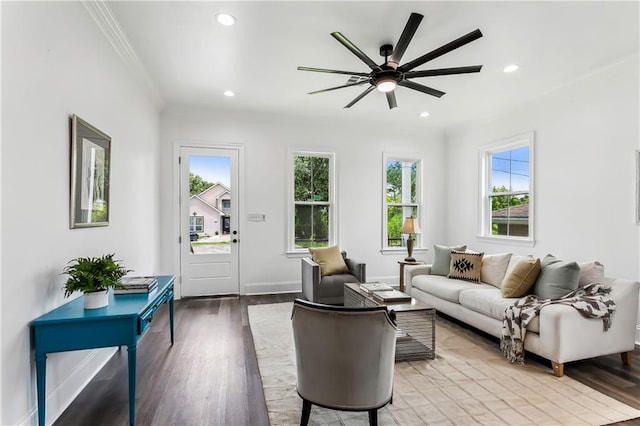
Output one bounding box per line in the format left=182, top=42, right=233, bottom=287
left=215, top=13, right=236, bottom=26
left=503, top=64, right=519, bottom=73
left=223, top=90, right=235, bottom=97
left=420, top=112, right=430, bottom=118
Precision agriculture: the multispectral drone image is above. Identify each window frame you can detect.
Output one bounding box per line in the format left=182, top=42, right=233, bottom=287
left=287, top=151, right=337, bottom=254
left=478, top=131, right=535, bottom=246
left=381, top=154, right=423, bottom=253
left=189, top=215, right=204, bottom=233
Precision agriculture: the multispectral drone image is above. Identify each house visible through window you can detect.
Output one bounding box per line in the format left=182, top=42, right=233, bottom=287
left=383, top=156, right=422, bottom=251
left=189, top=215, right=204, bottom=233
left=480, top=132, right=534, bottom=241
left=290, top=153, right=335, bottom=251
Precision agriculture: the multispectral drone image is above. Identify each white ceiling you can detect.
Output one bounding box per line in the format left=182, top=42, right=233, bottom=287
left=108, top=1, right=639, bottom=129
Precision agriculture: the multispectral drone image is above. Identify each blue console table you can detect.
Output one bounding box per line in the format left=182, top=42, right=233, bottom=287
left=30, top=275, right=175, bottom=426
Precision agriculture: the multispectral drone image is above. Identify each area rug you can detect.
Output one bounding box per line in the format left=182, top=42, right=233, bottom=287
left=248, top=302, right=640, bottom=426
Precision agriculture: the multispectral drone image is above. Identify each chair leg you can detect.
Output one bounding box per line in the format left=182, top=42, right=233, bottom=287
left=300, top=399, right=312, bottom=426
left=368, top=409, right=378, bottom=426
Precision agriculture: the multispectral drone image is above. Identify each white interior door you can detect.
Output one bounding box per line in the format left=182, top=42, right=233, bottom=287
left=180, top=146, right=239, bottom=296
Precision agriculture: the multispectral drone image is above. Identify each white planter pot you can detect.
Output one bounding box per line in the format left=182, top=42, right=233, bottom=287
left=84, top=290, right=109, bottom=309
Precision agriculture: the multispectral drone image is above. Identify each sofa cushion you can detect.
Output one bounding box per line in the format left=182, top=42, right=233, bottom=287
left=412, top=275, right=478, bottom=303
left=578, top=261, right=604, bottom=287
left=448, top=250, right=483, bottom=283
left=308, top=246, right=349, bottom=276
left=501, top=257, right=541, bottom=298
left=481, top=253, right=513, bottom=287
left=459, top=288, right=517, bottom=320
left=533, top=254, right=580, bottom=300
left=432, top=244, right=467, bottom=276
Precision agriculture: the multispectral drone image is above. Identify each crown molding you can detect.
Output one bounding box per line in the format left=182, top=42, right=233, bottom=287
left=81, top=0, right=165, bottom=108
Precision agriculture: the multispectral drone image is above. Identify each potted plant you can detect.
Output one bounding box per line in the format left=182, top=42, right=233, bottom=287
left=63, top=253, right=131, bottom=309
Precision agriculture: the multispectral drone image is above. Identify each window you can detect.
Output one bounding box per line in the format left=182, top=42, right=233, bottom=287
left=289, top=152, right=335, bottom=251
left=480, top=132, right=534, bottom=242
left=189, top=216, right=204, bottom=233
left=383, top=155, right=422, bottom=251
left=221, top=199, right=230, bottom=209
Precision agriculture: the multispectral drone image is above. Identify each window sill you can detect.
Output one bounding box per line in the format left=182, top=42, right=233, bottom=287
left=475, top=235, right=535, bottom=247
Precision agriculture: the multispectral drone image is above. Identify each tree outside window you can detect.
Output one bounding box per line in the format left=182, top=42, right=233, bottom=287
left=292, top=154, right=333, bottom=249
left=384, top=158, right=421, bottom=250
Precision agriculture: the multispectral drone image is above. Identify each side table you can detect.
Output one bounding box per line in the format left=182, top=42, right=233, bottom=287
left=398, top=260, right=425, bottom=292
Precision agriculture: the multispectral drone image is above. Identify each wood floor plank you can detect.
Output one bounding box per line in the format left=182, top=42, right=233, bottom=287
left=53, top=293, right=640, bottom=426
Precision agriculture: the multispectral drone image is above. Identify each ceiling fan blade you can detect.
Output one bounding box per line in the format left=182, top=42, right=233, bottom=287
left=331, top=32, right=380, bottom=70
left=386, top=91, right=398, bottom=109
left=399, top=80, right=445, bottom=98
left=405, top=65, right=483, bottom=78
left=389, top=13, right=423, bottom=66
left=308, top=80, right=370, bottom=95
left=400, top=29, right=483, bottom=72
left=344, top=86, right=376, bottom=108
left=297, top=66, right=370, bottom=77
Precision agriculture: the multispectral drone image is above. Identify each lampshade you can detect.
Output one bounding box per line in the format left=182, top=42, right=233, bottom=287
left=401, top=217, right=421, bottom=234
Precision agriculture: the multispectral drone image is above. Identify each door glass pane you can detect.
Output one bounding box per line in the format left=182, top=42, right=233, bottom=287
left=294, top=205, right=329, bottom=248
left=188, top=155, right=231, bottom=254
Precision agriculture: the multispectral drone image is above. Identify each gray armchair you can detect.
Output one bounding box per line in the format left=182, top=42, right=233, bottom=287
left=291, top=299, right=397, bottom=426
left=301, top=251, right=366, bottom=305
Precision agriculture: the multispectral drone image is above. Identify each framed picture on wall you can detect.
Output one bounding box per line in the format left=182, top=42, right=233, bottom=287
left=69, top=115, right=111, bottom=228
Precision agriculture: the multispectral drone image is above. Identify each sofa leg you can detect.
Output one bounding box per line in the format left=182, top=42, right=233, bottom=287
left=621, top=351, right=632, bottom=366
left=552, top=362, right=564, bottom=377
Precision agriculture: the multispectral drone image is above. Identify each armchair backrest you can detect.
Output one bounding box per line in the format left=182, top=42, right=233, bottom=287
left=291, top=299, right=397, bottom=411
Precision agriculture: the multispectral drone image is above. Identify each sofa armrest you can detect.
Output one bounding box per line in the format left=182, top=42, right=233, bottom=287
left=301, top=258, right=321, bottom=301
left=537, top=277, right=640, bottom=364
left=404, top=264, right=432, bottom=294
left=345, top=258, right=366, bottom=283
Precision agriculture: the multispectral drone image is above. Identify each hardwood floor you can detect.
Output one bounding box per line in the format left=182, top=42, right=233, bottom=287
left=54, top=293, right=640, bottom=425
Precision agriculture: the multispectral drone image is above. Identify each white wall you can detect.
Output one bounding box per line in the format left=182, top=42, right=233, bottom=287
left=1, top=3, right=161, bottom=425
left=160, top=106, right=447, bottom=295
left=444, top=55, right=640, bottom=339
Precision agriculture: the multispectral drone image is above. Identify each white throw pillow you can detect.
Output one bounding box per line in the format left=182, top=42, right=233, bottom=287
left=578, top=261, right=604, bottom=287
left=481, top=253, right=513, bottom=287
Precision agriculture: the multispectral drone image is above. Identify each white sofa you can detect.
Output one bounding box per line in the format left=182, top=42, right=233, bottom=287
left=405, top=254, right=640, bottom=377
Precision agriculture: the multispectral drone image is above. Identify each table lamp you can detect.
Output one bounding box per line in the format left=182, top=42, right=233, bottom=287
left=401, top=217, right=421, bottom=262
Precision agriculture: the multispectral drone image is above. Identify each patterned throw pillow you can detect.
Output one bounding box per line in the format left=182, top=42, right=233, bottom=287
left=448, top=250, right=484, bottom=283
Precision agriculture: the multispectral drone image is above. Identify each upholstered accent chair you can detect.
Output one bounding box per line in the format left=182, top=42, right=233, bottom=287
left=301, top=250, right=366, bottom=305
left=291, top=299, right=397, bottom=426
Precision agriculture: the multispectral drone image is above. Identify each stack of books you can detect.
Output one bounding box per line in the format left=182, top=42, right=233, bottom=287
left=115, top=276, right=158, bottom=294
left=372, top=289, right=412, bottom=302
left=359, top=282, right=394, bottom=294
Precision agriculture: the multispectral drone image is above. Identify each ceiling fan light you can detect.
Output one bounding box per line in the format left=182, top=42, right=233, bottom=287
left=215, top=13, right=236, bottom=26
left=377, top=80, right=396, bottom=93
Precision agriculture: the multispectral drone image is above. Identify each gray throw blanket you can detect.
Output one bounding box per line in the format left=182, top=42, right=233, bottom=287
left=501, top=282, right=616, bottom=364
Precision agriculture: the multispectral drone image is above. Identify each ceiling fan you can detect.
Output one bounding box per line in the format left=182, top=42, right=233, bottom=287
left=297, top=12, right=483, bottom=109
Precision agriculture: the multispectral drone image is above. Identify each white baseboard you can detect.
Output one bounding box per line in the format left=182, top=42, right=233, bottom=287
left=244, top=280, right=300, bottom=295
left=22, top=348, right=116, bottom=426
